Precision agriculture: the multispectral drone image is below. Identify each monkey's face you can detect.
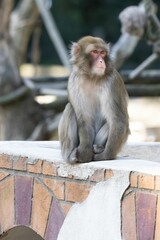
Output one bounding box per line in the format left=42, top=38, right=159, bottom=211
left=88, top=48, right=107, bottom=76
left=70, top=36, right=110, bottom=78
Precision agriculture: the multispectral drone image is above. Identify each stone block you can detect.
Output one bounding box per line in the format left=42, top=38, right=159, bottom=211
left=65, top=181, right=92, bottom=202
left=155, top=176, right=160, bottom=191
left=155, top=196, right=160, bottom=240
left=31, top=179, right=52, bottom=237
left=42, top=161, right=57, bottom=176
left=104, top=170, right=114, bottom=180
left=136, top=192, right=156, bottom=240
left=60, top=202, right=73, bottom=216
left=0, top=176, right=14, bottom=233
left=0, top=173, right=9, bottom=181
left=13, top=157, right=27, bottom=171
left=130, top=173, right=138, bottom=188
left=122, top=193, right=137, bottom=240
left=27, top=160, right=42, bottom=174
left=42, top=178, right=65, bottom=200
left=139, top=174, right=154, bottom=190
left=45, top=198, right=64, bottom=240
left=0, top=154, right=12, bottom=169
left=89, top=169, right=105, bottom=182
left=15, top=176, right=33, bottom=225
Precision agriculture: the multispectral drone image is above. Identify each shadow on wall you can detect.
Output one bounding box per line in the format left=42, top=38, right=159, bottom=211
left=0, top=226, right=43, bottom=240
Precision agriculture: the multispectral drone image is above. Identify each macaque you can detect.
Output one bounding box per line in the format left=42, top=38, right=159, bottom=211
left=58, top=36, right=129, bottom=163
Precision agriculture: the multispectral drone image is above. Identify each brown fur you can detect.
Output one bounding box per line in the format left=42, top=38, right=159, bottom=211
left=58, top=36, right=129, bottom=163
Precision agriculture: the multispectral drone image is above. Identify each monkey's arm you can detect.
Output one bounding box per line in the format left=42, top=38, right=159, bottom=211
left=58, top=103, right=79, bottom=162
left=94, top=71, right=129, bottom=161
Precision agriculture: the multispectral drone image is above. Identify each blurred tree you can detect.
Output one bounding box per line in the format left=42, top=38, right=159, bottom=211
left=0, top=0, right=45, bottom=140
left=0, top=0, right=160, bottom=140
left=45, top=0, right=159, bottom=69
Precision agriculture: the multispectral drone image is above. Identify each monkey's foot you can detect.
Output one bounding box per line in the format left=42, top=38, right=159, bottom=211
left=69, top=147, right=92, bottom=163
left=69, top=148, right=79, bottom=164
left=93, top=144, right=104, bottom=154
left=93, top=153, right=107, bottom=161
left=93, top=152, right=115, bottom=161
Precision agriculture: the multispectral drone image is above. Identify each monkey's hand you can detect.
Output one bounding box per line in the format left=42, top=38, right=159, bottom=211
left=93, top=144, right=105, bottom=154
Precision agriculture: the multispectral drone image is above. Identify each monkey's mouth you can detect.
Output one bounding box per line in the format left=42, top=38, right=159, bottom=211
left=92, top=67, right=105, bottom=76
left=96, top=66, right=106, bottom=72
left=97, top=66, right=105, bottom=69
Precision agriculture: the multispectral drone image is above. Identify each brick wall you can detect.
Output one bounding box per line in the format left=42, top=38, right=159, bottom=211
left=123, top=173, right=160, bottom=240
left=0, top=142, right=160, bottom=240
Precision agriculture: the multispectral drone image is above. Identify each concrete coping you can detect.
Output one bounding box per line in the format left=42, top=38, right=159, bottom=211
left=0, top=141, right=160, bottom=176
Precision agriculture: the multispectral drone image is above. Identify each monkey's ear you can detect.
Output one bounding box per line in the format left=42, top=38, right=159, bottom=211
left=69, top=42, right=81, bottom=62
left=106, top=43, right=110, bottom=54
left=71, top=42, right=81, bottom=55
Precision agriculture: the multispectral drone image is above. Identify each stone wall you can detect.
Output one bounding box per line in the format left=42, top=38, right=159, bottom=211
left=0, top=141, right=160, bottom=240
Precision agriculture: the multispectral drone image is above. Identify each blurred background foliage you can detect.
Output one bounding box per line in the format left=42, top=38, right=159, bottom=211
left=26, top=0, right=160, bottom=70
left=1, top=0, right=160, bottom=141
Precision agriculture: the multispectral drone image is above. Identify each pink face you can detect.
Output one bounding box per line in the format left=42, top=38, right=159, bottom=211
left=90, top=49, right=107, bottom=76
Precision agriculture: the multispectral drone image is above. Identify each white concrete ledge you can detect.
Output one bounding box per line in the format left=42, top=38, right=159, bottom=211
left=0, top=141, right=160, bottom=176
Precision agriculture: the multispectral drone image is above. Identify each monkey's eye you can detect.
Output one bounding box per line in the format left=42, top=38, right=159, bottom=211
left=92, top=50, right=98, bottom=54
left=100, top=51, right=106, bottom=57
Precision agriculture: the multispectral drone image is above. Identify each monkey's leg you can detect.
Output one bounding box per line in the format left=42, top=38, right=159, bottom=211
left=93, top=123, right=109, bottom=154
left=72, top=123, right=94, bottom=163
left=58, top=103, right=78, bottom=163
left=93, top=123, right=128, bottom=161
